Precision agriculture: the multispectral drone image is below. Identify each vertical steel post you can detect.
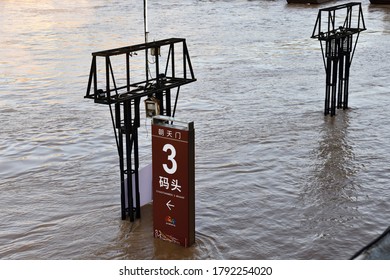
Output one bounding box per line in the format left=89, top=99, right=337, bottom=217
left=343, top=50, right=351, bottom=110
left=166, top=89, right=171, bottom=117
left=116, top=103, right=126, bottom=220
left=144, top=0, right=149, bottom=83
left=105, top=57, right=111, bottom=100
left=325, top=56, right=331, bottom=115
left=134, top=98, right=141, bottom=219
left=337, top=49, right=345, bottom=109
left=124, top=100, right=134, bottom=221
left=183, top=42, right=187, bottom=80
left=171, top=43, right=175, bottom=78
left=331, top=51, right=338, bottom=116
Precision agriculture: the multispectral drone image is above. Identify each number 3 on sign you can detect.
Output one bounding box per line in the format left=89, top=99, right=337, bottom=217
left=162, top=144, right=177, bottom=174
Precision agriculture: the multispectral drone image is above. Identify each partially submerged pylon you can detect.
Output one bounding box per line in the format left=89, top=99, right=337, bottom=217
left=311, top=2, right=366, bottom=116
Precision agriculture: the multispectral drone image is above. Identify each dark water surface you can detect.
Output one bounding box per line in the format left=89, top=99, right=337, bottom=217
left=1, top=0, right=390, bottom=259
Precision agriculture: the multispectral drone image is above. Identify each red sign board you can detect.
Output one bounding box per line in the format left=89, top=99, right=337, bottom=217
left=152, top=117, right=195, bottom=247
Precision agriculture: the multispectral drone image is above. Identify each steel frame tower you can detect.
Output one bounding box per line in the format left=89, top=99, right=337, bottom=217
left=85, top=38, right=196, bottom=221
left=311, top=2, right=366, bottom=116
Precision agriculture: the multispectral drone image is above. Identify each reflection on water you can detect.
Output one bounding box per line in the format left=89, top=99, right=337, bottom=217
left=302, top=111, right=360, bottom=231
left=307, top=111, right=359, bottom=198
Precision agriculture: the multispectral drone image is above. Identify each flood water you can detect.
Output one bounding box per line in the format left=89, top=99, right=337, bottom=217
left=1, top=0, right=390, bottom=260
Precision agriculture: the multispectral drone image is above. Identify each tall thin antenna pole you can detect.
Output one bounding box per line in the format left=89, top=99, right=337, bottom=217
left=144, top=0, right=149, bottom=82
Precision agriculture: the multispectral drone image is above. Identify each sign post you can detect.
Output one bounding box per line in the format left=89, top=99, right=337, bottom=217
left=152, top=116, right=195, bottom=247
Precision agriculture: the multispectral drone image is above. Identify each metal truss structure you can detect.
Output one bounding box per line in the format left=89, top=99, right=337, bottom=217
left=312, top=2, right=366, bottom=116
left=85, top=38, right=196, bottom=221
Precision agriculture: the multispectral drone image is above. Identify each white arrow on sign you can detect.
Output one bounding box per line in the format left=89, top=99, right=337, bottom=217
left=166, top=200, right=175, bottom=211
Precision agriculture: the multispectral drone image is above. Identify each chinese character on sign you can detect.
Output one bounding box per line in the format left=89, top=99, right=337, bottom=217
left=159, top=176, right=169, bottom=189
left=175, top=132, right=181, bottom=140
left=171, top=179, right=182, bottom=193
left=167, top=130, right=173, bottom=138
left=158, top=128, right=164, bottom=136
